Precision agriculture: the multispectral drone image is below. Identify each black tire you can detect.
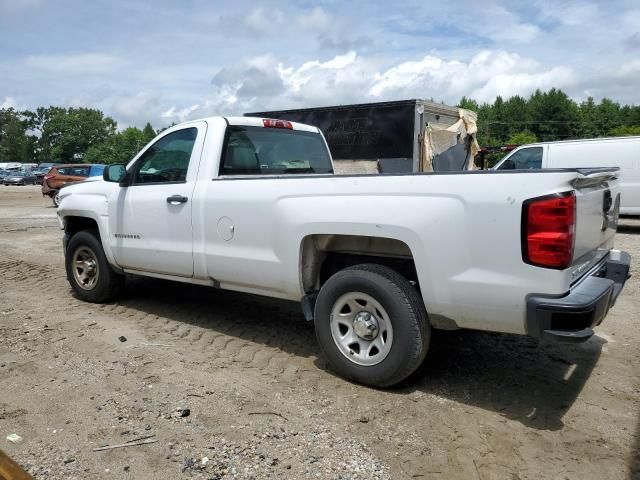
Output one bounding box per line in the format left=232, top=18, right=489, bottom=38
left=314, top=263, right=430, bottom=387
left=65, top=230, right=123, bottom=302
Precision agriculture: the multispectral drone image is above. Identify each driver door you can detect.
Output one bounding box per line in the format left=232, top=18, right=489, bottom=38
left=109, top=123, right=207, bottom=277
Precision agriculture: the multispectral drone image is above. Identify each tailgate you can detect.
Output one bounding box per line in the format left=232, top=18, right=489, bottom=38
left=570, top=168, right=620, bottom=282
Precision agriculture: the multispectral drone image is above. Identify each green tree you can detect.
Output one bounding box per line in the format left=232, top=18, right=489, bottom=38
left=527, top=88, right=580, bottom=141
left=142, top=122, right=156, bottom=143
left=84, top=126, right=148, bottom=164
left=502, top=95, right=529, bottom=140
left=594, top=98, right=622, bottom=136
left=458, top=96, right=479, bottom=112
left=620, top=105, right=640, bottom=126
left=609, top=125, right=640, bottom=136
left=38, top=107, right=117, bottom=163
left=507, top=131, right=537, bottom=145
left=578, top=97, right=598, bottom=138
left=0, top=108, right=34, bottom=162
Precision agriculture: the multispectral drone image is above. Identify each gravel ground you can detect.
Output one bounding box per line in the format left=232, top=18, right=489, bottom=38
left=0, top=185, right=638, bottom=479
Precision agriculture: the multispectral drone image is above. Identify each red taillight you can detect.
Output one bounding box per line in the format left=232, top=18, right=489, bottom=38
left=262, top=118, right=292, bottom=129
left=522, top=193, right=575, bottom=269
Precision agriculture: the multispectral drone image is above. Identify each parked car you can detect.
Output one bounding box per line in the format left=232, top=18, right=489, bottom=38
left=493, top=136, right=640, bottom=215
left=0, top=169, right=10, bottom=181
left=56, top=116, right=629, bottom=387
left=0, top=162, right=22, bottom=170
left=42, top=164, right=105, bottom=206
left=37, top=162, right=56, bottom=171
left=3, top=169, right=38, bottom=185
left=33, top=165, right=60, bottom=184
left=35, top=171, right=46, bottom=183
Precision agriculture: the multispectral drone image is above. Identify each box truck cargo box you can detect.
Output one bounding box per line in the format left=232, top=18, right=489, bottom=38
left=246, top=99, right=478, bottom=174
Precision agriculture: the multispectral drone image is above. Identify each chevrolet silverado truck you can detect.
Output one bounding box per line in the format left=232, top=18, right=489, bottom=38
left=56, top=116, right=631, bottom=387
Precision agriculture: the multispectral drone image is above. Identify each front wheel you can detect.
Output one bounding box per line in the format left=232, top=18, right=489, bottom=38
left=314, top=264, right=430, bottom=387
left=52, top=191, right=60, bottom=207
left=65, top=230, right=124, bottom=302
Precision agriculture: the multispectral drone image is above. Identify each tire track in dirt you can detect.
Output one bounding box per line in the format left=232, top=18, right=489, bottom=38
left=0, top=257, right=333, bottom=388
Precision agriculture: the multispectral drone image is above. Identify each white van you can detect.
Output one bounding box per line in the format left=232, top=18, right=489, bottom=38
left=493, top=136, right=640, bottom=215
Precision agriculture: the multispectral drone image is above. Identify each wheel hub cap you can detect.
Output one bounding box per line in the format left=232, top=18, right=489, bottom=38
left=329, top=292, right=393, bottom=366
left=353, top=312, right=379, bottom=340
left=72, top=246, right=99, bottom=290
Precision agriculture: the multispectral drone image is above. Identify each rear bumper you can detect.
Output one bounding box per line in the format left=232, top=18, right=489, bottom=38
left=526, top=250, right=631, bottom=343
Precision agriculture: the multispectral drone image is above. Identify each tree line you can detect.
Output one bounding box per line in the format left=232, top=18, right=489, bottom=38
left=459, top=88, right=640, bottom=146
left=0, top=106, right=159, bottom=165
left=0, top=88, right=639, bottom=165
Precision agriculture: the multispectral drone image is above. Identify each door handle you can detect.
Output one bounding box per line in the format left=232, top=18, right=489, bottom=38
left=166, top=195, right=188, bottom=205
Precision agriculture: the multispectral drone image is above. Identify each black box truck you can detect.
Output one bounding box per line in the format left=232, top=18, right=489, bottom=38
left=246, top=99, right=478, bottom=174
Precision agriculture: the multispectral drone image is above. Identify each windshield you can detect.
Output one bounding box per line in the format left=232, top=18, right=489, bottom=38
left=496, top=147, right=543, bottom=170
left=220, top=126, right=333, bottom=175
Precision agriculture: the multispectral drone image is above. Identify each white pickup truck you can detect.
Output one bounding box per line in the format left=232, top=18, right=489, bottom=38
left=57, top=116, right=631, bottom=387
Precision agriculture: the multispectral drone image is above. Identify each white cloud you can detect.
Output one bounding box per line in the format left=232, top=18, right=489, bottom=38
left=480, top=4, right=541, bottom=43
left=3, top=0, right=639, bottom=130
left=534, top=0, right=601, bottom=26
left=162, top=104, right=200, bottom=123
left=1, top=96, right=17, bottom=109
left=370, top=50, right=575, bottom=102
left=241, top=6, right=334, bottom=36
left=24, top=53, right=124, bottom=75
left=470, top=66, right=574, bottom=101
left=369, top=56, right=463, bottom=97
left=210, top=49, right=576, bottom=113
left=243, top=7, right=287, bottom=35
left=182, top=49, right=581, bottom=122
left=107, top=92, right=164, bottom=126
left=297, top=7, right=332, bottom=32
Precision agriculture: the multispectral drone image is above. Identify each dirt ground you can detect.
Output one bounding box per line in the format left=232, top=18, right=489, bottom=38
left=0, top=185, right=638, bottom=480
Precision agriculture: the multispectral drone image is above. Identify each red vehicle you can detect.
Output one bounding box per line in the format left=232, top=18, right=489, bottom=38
left=42, top=164, right=105, bottom=206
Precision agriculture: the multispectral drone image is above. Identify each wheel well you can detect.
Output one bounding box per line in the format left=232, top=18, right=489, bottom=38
left=64, top=216, right=99, bottom=239
left=300, top=234, right=418, bottom=293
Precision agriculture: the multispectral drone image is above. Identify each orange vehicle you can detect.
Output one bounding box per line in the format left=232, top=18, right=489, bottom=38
left=42, top=164, right=105, bottom=206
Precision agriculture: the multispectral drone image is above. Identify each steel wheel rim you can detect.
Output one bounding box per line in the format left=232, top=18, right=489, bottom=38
left=54, top=193, right=60, bottom=206
left=72, top=246, right=99, bottom=290
left=329, top=291, right=393, bottom=366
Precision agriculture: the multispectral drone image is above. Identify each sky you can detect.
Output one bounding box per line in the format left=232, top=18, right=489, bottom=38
left=1, top=0, right=639, bottom=129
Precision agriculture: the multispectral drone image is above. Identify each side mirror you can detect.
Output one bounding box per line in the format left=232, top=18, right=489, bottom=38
left=103, top=164, right=127, bottom=184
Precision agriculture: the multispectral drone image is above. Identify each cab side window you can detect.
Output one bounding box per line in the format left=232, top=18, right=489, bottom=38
left=498, top=147, right=543, bottom=170
left=131, top=128, right=197, bottom=184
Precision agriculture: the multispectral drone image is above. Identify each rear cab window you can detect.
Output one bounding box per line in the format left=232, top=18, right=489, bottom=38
left=220, top=126, right=333, bottom=176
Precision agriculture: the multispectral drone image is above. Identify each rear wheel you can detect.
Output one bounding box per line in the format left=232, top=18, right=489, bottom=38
left=65, top=230, right=123, bottom=302
left=314, top=264, right=430, bottom=387
left=52, top=191, right=60, bottom=207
